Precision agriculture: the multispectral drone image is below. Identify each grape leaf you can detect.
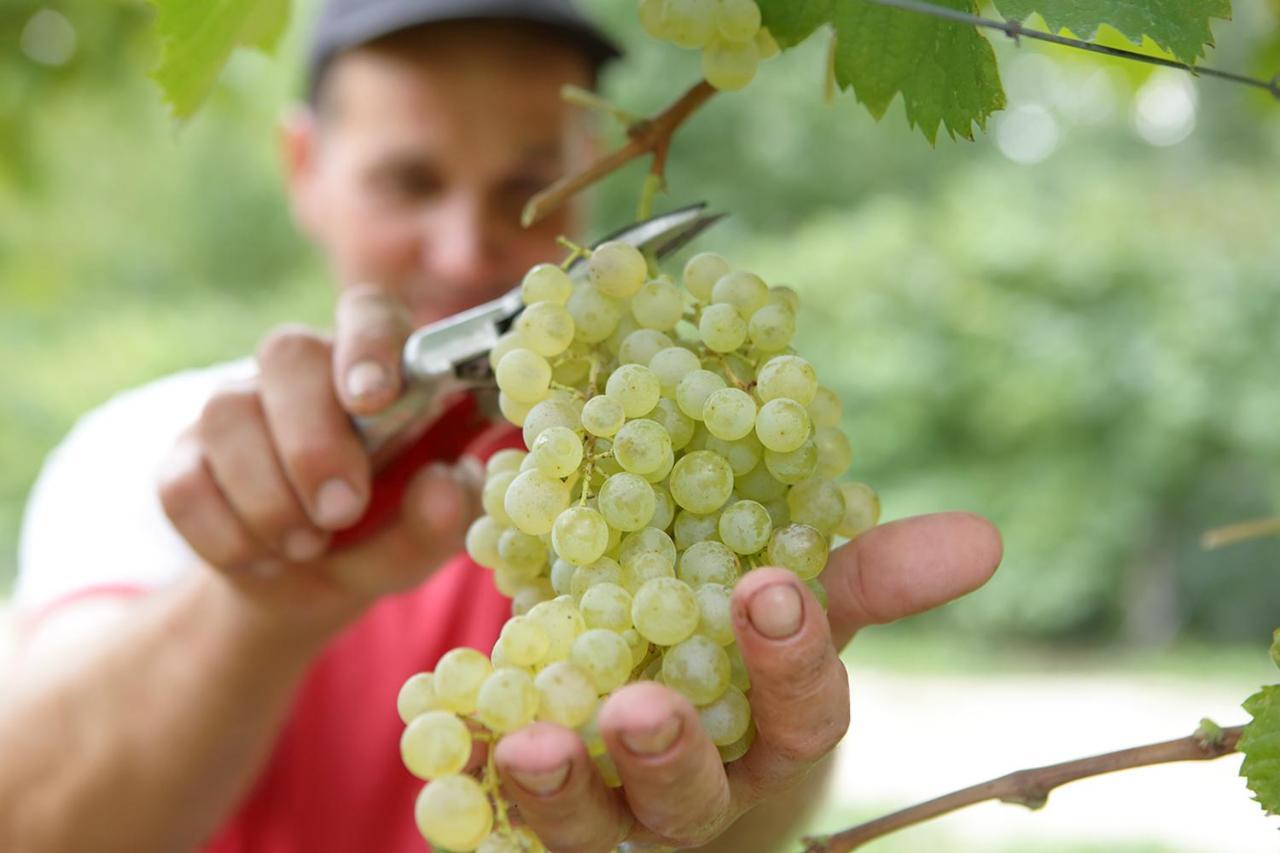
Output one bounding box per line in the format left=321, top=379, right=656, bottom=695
left=993, top=0, right=1231, bottom=65
left=1240, top=685, right=1280, bottom=817
left=1271, top=627, right=1280, bottom=670
left=831, top=0, right=1005, bottom=144
left=148, top=0, right=291, bottom=119
left=756, top=0, right=834, bottom=47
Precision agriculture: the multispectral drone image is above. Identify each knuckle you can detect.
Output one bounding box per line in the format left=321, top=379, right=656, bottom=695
left=256, top=324, right=326, bottom=368
left=156, top=449, right=207, bottom=521
left=199, top=385, right=259, bottom=440
left=284, top=437, right=345, bottom=487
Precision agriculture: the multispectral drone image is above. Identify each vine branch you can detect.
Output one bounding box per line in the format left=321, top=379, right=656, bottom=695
left=803, top=723, right=1245, bottom=852
left=522, top=80, right=716, bottom=227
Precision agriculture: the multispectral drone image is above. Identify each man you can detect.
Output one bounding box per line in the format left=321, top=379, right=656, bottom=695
left=0, top=0, right=1003, bottom=851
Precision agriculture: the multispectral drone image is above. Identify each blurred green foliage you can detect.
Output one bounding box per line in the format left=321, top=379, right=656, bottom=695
left=2, top=1, right=1279, bottom=644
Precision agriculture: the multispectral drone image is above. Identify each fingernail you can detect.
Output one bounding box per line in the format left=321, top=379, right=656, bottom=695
left=621, top=715, right=682, bottom=756
left=509, top=763, right=569, bottom=796
left=283, top=528, right=327, bottom=563
left=748, top=583, right=803, bottom=640
left=316, top=478, right=362, bottom=527
left=346, top=360, right=389, bottom=401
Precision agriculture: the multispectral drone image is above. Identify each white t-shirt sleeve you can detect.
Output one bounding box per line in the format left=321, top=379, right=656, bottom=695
left=15, top=358, right=257, bottom=614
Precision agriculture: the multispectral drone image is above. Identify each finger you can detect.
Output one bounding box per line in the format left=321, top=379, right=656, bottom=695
left=333, top=284, right=412, bottom=414
left=823, top=511, right=1003, bottom=649
left=494, top=722, right=632, bottom=853
left=156, top=431, right=268, bottom=571
left=257, top=326, right=371, bottom=530
left=725, top=568, right=849, bottom=804
left=598, top=681, right=733, bottom=848
left=323, top=460, right=481, bottom=595
left=197, top=382, right=329, bottom=563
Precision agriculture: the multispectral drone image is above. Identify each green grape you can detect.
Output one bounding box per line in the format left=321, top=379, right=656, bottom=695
left=704, top=433, right=761, bottom=476
left=504, top=470, right=570, bottom=536
left=499, top=616, right=551, bottom=667
left=814, top=425, right=853, bottom=479
left=698, top=685, right=751, bottom=746
left=761, top=496, right=791, bottom=530
left=433, top=648, right=493, bottom=714
left=581, top=395, right=626, bottom=437
left=669, top=450, right=735, bottom=514
left=397, top=672, right=441, bottom=724
left=662, top=634, right=731, bottom=705
left=550, top=557, right=576, bottom=597
left=588, top=241, right=648, bottom=298
left=496, top=527, right=547, bottom=578
left=522, top=262, right=573, bottom=306
left=683, top=252, right=732, bottom=302
left=511, top=578, right=555, bottom=616
left=726, top=641, right=751, bottom=692
left=577, top=699, right=607, bottom=756
left=676, top=369, right=728, bottom=419
left=552, top=505, right=610, bottom=566
left=756, top=355, right=818, bottom=405
left=486, top=448, right=527, bottom=476
left=534, top=661, right=598, bottom=727
left=711, top=270, right=769, bottom=319
left=619, top=526, right=678, bottom=569
left=478, top=828, right=542, bottom=853
left=527, top=596, right=587, bottom=662
left=702, top=387, right=757, bottom=441
left=718, top=499, right=772, bottom=555
left=641, top=443, right=675, bottom=484
left=639, top=0, right=671, bottom=38
left=632, top=278, right=685, bottom=330
left=678, top=540, right=741, bottom=587
left=649, top=484, right=677, bottom=530
left=623, top=628, right=651, bottom=668
left=521, top=396, right=582, bottom=450
left=702, top=35, right=760, bottom=91
left=493, top=564, right=532, bottom=597
left=664, top=0, right=718, bottom=47
left=465, top=515, right=504, bottom=569
left=768, top=284, right=799, bottom=310
left=606, top=313, right=642, bottom=357
left=612, top=418, right=673, bottom=475
left=498, top=391, right=533, bottom=427
left=624, top=551, right=676, bottom=591
left=496, top=349, right=552, bottom=404
left=618, top=328, right=674, bottom=366
left=673, top=508, right=722, bottom=550
left=805, top=576, right=829, bottom=609
left=834, top=482, right=880, bottom=538
left=579, top=582, right=634, bottom=632
left=605, top=363, right=661, bottom=417
left=597, top=472, right=657, bottom=532
left=570, top=629, right=634, bottom=693
left=747, top=302, right=795, bottom=352
left=763, top=437, right=818, bottom=485
left=766, top=523, right=828, bottom=580
left=415, top=774, right=493, bottom=851
left=515, top=301, right=575, bottom=358
left=698, top=303, right=748, bottom=352
left=531, top=425, right=584, bottom=478
left=476, top=667, right=541, bottom=733
left=649, top=397, right=696, bottom=450
left=806, top=385, right=842, bottom=428
left=570, top=556, right=625, bottom=600
left=594, top=748, right=623, bottom=788
left=735, top=460, right=788, bottom=502
left=716, top=0, right=761, bottom=41
left=755, top=398, right=812, bottom=453
left=632, top=577, right=700, bottom=645
left=567, top=281, right=622, bottom=344
left=718, top=720, right=756, bottom=763
left=755, top=26, right=780, bottom=59
left=786, top=478, right=846, bottom=535
left=695, top=582, right=735, bottom=645
left=488, top=330, right=525, bottom=371
left=649, top=346, right=702, bottom=396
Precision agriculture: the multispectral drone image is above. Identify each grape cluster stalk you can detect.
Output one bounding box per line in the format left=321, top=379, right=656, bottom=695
left=638, top=0, right=780, bottom=91
left=395, top=241, right=879, bottom=852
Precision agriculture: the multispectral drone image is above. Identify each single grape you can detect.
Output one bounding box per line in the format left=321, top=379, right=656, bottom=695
left=649, top=346, right=702, bottom=396
left=632, top=277, right=685, bottom=330
left=588, top=241, right=648, bottom=298
left=735, top=460, right=788, bottom=501
left=534, top=661, right=598, bottom=727
left=807, top=385, right=843, bottom=428
left=504, top=469, right=571, bottom=536
left=664, top=0, right=718, bottom=48
left=521, top=395, right=582, bottom=450
left=756, top=354, right=818, bottom=405
left=515, top=301, right=575, bottom=358
left=716, top=0, right=762, bottom=41
left=415, top=774, right=493, bottom=851
left=814, top=425, right=853, bottom=479
left=499, top=616, right=551, bottom=667
left=747, top=302, right=796, bottom=352
left=579, top=582, right=634, bottom=632
left=612, top=418, right=673, bottom=475
left=570, top=629, right=634, bottom=693
left=511, top=578, right=555, bottom=617
left=703, top=433, right=762, bottom=476
left=522, top=262, right=573, bottom=305
left=606, top=363, right=661, bottom=418
left=397, top=672, right=441, bottom=724
left=433, top=648, right=493, bottom=714
left=766, top=523, right=828, bottom=580
left=619, top=526, right=678, bottom=569
left=669, top=450, right=735, bottom=514
left=486, top=448, right=527, bottom=476
left=496, top=527, right=547, bottom=579
left=581, top=395, right=626, bottom=437
left=498, top=391, right=533, bottom=427
left=649, top=484, right=677, bottom=530
left=711, top=270, right=770, bottom=319
left=834, top=482, right=880, bottom=539
left=702, top=387, right=757, bottom=441
left=763, top=436, right=818, bottom=485
left=683, top=252, right=732, bottom=302
left=570, top=556, right=626, bottom=600
left=618, top=328, right=675, bottom=366
left=624, top=550, right=676, bottom=591
left=702, top=35, right=760, bottom=91
left=567, top=282, right=623, bottom=344
left=673, top=508, right=723, bottom=550
left=552, top=505, right=610, bottom=566
left=475, top=667, right=541, bottom=733
left=678, top=540, right=741, bottom=587
left=698, top=685, right=751, bottom=746
left=718, top=721, right=756, bottom=763
left=632, top=576, right=700, bottom=645
left=648, top=397, right=696, bottom=450
left=597, top=472, right=657, bottom=532
left=755, top=398, right=812, bottom=453
left=465, top=515, right=504, bottom=570
left=496, top=349, right=552, bottom=404
left=718, top=499, right=773, bottom=554
left=488, top=330, right=524, bottom=371
left=699, top=303, right=748, bottom=352
left=676, top=369, right=728, bottom=419
left=694, top=582, right=735, bottom=645
left=531, top=425, right=584, bottom=478
left=527, top=596, right=587, bottom=662
left=786, top=477, right=846, bottom=535
left=662, top=634, right=731, bottom=705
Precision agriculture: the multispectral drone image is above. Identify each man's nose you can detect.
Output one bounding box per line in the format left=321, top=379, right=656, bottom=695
left=421, top=193, right=502, bottom=291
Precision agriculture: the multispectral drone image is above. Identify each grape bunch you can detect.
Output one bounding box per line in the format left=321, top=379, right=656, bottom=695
left=637, top=0, right=780, bottom=91
left=396, top=241, right=879, bottom=852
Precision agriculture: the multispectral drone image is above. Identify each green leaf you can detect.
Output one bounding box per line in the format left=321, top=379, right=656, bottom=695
left=1271, top=628, right=1280, bottom=670
left=1240, top=685, right=1280, bottom=817
left=757, top=0, right=834, bottom=47
left=148, top=0, right=291, bottom=120
left=993, top=0, right=1231, bottom=65
left=831, top=0, right=1005, bottom=144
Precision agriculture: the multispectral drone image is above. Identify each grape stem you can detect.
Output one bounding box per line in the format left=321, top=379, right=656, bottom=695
left=800, top=723, right=1245, bottom=852
left=1201, top=515, right=1280, bottom=549
left=522, top=80, right=717, bottom=227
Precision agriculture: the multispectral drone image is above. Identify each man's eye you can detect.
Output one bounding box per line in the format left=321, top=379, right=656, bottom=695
left=382, top=170, right=441, bottom=200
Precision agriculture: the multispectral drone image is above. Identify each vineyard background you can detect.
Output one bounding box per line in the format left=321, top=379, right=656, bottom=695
left=3, top=0, right=1280, bottom=847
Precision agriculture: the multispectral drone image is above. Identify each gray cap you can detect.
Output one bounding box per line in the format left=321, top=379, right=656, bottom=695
left=308, top=0, right=621, bottom=98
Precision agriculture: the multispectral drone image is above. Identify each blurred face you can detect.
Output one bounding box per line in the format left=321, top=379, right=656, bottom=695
left=285, top=22, right=594, bottom=326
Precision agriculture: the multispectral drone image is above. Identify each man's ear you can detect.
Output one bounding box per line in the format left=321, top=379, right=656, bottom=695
left=279, top=104, right=325, bottom=240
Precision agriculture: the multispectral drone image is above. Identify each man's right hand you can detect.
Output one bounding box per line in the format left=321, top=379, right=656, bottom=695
left=157, top=284, right=482, bottom=627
